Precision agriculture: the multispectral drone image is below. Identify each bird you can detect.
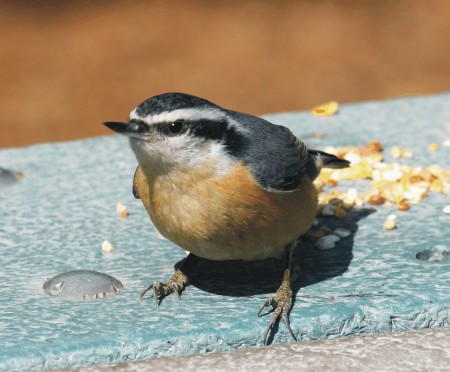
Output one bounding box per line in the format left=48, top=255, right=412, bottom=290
left=104, top=92, right=350, bottom=345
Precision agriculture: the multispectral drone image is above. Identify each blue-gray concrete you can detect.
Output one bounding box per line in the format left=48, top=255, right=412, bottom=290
left=0, top=93, right=449, bottom=371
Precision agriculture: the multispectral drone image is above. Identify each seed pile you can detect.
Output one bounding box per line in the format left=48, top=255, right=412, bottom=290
left=311, top=140, right=449, bottom=247
left=315, top=141, right=450, bottom=214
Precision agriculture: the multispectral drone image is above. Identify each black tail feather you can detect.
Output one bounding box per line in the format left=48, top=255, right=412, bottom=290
left=308, top=150, right=350, bottom=169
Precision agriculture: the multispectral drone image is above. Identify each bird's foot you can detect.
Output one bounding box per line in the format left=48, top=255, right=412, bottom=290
left=140, top=269, right=189, bottom=306
left=258, top=281, right=297, bottom=345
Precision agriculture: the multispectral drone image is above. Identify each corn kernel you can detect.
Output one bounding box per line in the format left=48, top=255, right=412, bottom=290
left=429, top=143, right=439, bottom=151
left=368, top=194, right=386, bottom=205
left=311, top=101, right=339, bottom=116
left=400, top=148, right=413, bottom=158
left=367, top=141, right=383, bottom=153
left=397, top=200, right=410, bottom=211
left=326, top=179, right=338, bottom=187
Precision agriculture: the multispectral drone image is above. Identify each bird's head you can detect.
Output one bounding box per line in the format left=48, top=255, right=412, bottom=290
left=104, top=93, right=248, bottom=177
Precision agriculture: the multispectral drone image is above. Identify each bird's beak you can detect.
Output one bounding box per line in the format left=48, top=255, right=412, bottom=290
left=103, top=121, right=149, bottom=139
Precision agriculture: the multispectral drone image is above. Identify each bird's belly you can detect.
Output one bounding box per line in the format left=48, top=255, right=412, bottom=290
left=136, top=162, right=318, bottom=261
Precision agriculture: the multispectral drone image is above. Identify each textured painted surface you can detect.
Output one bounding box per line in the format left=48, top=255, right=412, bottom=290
left=0, top=94, right=449, bottom=371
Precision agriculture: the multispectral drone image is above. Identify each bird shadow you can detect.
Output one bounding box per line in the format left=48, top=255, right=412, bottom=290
left=178, top=207, right=375, bottom=298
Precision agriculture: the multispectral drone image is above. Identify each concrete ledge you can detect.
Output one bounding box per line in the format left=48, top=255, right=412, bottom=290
left=67, top=327, right=450, bottom=371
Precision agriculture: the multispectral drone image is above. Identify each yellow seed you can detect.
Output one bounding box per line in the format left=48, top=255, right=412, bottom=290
left=429, top=178, right=444, bottom=192
left=409, top=175, right=423, bottom=183
left=429, top=143, right=439, bottom=151
left=400, top=148, right=413, bottom=158
left=311, top=101, right=339, bottom=116
left=397, top=200, right=410, bottom=211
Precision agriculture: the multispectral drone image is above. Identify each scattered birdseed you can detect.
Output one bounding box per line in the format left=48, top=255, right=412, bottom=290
left=116, top=202, right=129, bottom=218
left=367, top=141, right=383, bottom=153
left=311, top=101, right=339, bottom=116
left=390, top=146, right=413, bottom=159
left=102, top=240, right=115, bottom=253
left=383, top=214, right=397, bottom=230
left=396, top=200, right=410, bottom=211
left=429, top=143, right=439, bottom=151
left=315, top=234, right=340, bottom=250
left=368, top=194, right=386, bottom=205
left=316, top=142, right=450, bottom=211
left=333, top=228, right=351, bottom=238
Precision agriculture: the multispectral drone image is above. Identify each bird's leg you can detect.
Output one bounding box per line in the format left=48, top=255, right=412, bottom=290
left=141, top=253, right=199, bottom=306
left=258, top=243, right=298, bottom=345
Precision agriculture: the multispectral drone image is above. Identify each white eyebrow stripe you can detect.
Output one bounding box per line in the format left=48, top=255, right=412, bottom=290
left=129, top=108, right=226, bottom=125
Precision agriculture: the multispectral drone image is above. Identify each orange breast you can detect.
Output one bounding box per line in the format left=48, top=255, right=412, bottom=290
left=135, top=162, right=318, bottom=261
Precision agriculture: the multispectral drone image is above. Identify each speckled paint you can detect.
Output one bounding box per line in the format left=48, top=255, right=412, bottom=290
left=0, top=94, right=449, bottom=371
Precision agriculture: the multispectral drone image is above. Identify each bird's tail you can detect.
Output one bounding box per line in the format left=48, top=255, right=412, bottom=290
left=309, top=150, right=350, bottom=169
left=305, top=149, right=350, bottom=181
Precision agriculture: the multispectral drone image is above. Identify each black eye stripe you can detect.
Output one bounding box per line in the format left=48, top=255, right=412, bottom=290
left=141, top=118, right=249, bottom=157
left=150, top=119, right=227, bottom=138
left=189, top=119, right=249, bottom=157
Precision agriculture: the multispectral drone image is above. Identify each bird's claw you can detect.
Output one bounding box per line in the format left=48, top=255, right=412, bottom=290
left=259, top=293, right=297, bottom=345
left=140, top=270, right=188, bottom=305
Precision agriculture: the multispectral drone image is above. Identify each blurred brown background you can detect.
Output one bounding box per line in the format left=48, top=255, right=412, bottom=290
left=1, top=0, right=449, bottom=148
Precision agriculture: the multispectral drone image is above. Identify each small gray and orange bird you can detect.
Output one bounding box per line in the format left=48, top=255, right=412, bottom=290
left=104, top=93, right=349, bottom=344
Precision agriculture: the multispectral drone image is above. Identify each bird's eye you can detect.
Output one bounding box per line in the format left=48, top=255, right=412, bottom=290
left=169, top=120, right=185, bottom=134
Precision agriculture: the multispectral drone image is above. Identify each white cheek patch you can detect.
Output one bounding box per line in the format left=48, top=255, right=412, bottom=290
left=207, top=142, right=236, bottom=176
left=166, top=136, right=235, bottom=176
left=130, top=134, right=235, bottom=178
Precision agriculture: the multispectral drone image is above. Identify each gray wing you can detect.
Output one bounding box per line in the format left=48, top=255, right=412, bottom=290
left=228, top=111, right=309, bottom=192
